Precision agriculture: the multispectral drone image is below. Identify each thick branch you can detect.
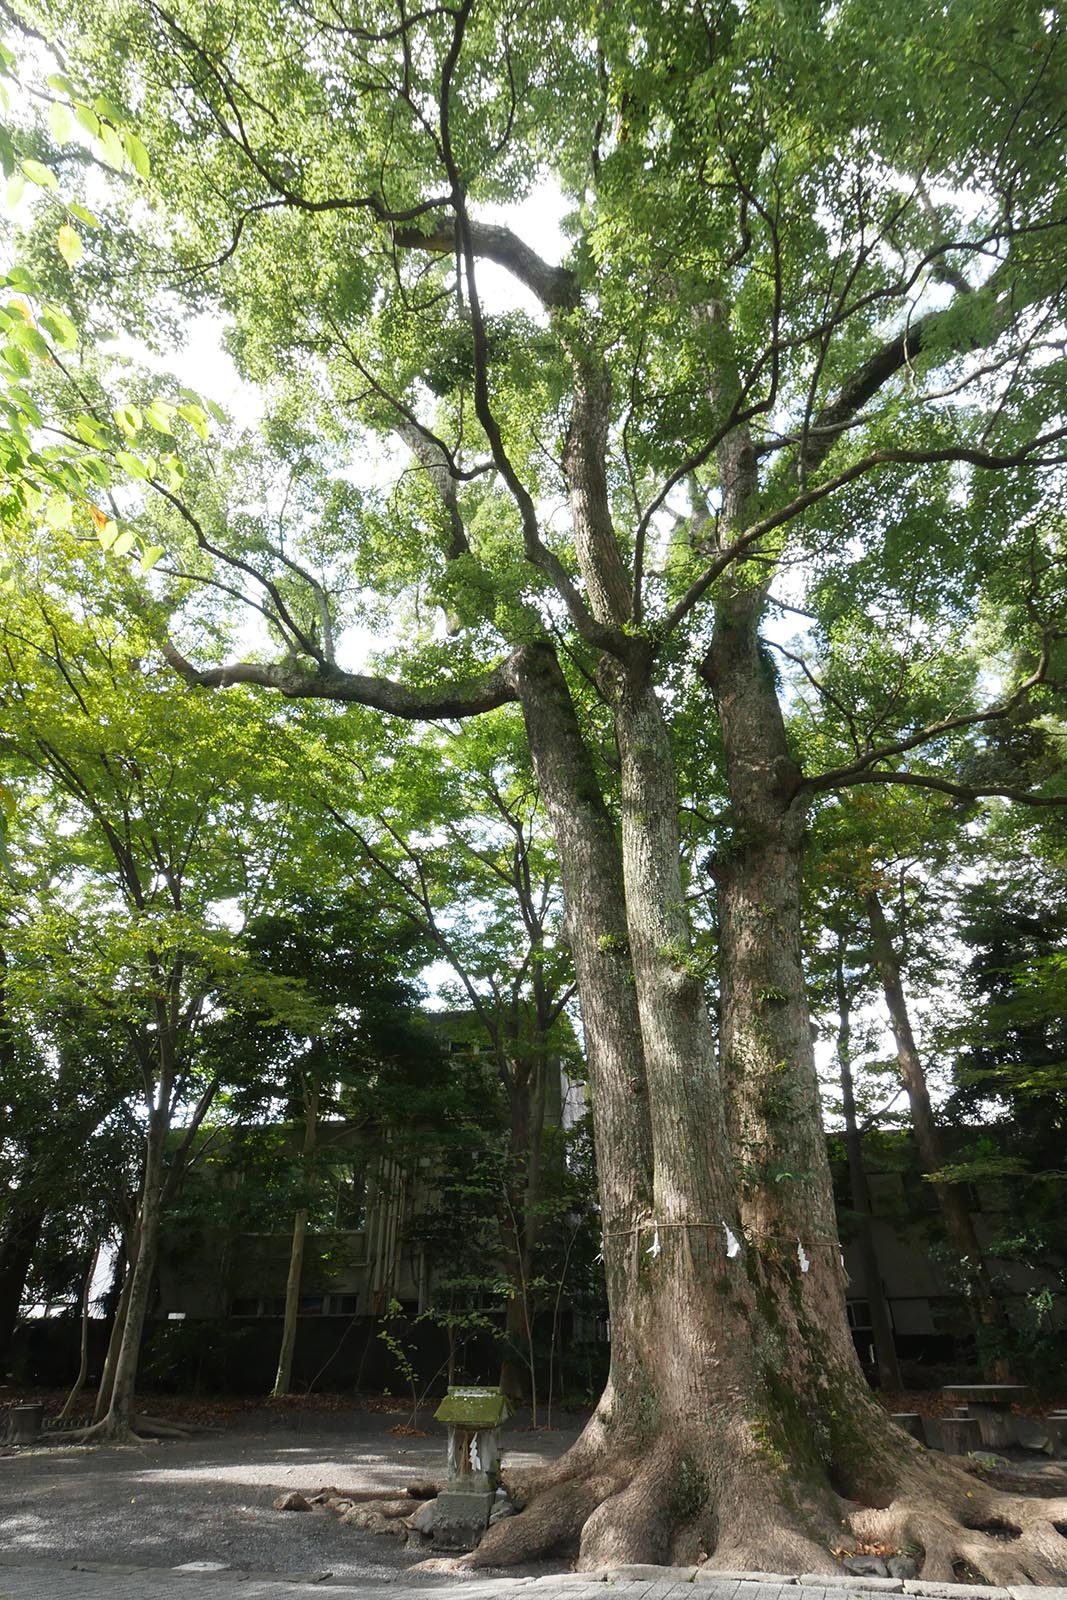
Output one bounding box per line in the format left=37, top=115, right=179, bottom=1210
left=159, top=640, right=518, bottom=719
left=393, top=218, right=578, bottom=309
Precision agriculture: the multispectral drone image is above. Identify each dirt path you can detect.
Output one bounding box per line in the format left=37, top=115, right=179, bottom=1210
left=0, top=1411, right=580, bottom=1582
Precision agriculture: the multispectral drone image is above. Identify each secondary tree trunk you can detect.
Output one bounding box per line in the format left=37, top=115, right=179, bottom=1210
left=702, top=585, right=889, bottom=1478
left=58, top=1241, right=101, bottom=1421
left=833, top=943, right=902, bottom=1392
left=864, top=888, right=1012, bottom=1380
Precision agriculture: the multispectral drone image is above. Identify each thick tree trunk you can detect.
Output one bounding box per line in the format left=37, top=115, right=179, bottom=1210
left=833, top=946, right=902, bottom=1392
left=701, top=588, right=892, bottom=1493
left=470, top=606, right=1067, bottom=1579
left=864, top=889, right=1012, bottom=1380
left=273, top=1074, right=319, bottom=1397
left=482, top=643, right=864, bottom=1571
left=0, top=1188, right=47, bottom=1374
left=505, top=643, right=654, bottom=1434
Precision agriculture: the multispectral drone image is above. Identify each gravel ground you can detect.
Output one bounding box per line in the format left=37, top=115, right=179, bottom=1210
left=0, top=1411, right=581, bottom=1583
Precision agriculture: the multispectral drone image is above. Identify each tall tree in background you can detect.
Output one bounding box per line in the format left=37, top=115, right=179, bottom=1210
left=0, top=536, right=319, bottom=1436
left=7, top=0, right=1067, bottom=1572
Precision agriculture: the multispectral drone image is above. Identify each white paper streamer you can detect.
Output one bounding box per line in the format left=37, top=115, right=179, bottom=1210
left=723, top=1223, right=741, bottom=1259
left=797, top=1239, right=810, bottom=1273
left=647, top=1225, right=661, bottom=1259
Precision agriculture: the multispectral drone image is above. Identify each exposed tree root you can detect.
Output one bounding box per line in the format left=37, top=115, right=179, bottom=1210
left=473, top=1421, right=843, bottom=1574
left=54, top=1413, right=192, bottom=1445
left=848, top=1454, right=1067, bottom=1587
left=470, top=1412, right=1067, bottom=1585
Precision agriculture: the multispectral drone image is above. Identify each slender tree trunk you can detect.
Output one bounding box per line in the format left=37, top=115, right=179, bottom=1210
left=100, top=1104, right=169, bottom=1435
left=94, top=1236, right=134, bottom=1420
left=864, top=888, right=1012, bottom=1379
left=833, top=944, right=902, bottom=1392
left=58, top=1241, right=101, bottom=1421
left=273, top=1074, right=320, bottom=1397
left=500, top=1079, right=534, bottom=1404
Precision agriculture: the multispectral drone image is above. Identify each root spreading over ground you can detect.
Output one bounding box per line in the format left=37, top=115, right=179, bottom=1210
left=464, top=1417, right=1067, bottom=1584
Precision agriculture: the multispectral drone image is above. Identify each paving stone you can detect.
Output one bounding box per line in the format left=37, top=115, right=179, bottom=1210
left=903, top=1586, right=1009, bottom=1599
left=607, top=1570, right=696, bottom=1584
left=695, top=1575, right=796, bottom=1586
left=1008, top=1590, right=1067, bottom=1600
left=798, top=1579, right=902, bottom=1592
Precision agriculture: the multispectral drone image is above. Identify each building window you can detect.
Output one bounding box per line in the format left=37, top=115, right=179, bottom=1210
left=846, top=1299, right=873, bottom=1331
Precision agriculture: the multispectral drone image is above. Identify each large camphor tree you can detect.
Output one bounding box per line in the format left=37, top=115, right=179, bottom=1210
left=12, top=0, right=1067, bottom=1575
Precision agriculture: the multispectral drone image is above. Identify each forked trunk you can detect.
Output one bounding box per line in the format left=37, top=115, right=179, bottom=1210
left=480, top=642, right=887, bottom=1571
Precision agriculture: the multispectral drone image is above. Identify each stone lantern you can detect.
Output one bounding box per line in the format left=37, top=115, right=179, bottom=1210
left=431, top=1386, right=513, bottom=1549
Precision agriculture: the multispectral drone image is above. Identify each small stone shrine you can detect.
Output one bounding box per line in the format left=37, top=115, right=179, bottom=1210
left=431, top=1386, right=513, bottom=1550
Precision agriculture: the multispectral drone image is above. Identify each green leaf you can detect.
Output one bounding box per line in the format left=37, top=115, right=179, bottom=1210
left=111, top=530, right=137, bottom=557
left=20, top=159, right=59, bottom=193
left=74, top=415, right=111, bottom=449
left=140, top=543, right=165, bottom=572
left=7, top=323, right=52, bottom=361
left=97, top=518, right=119, bottom=550
left=115, top=450, right=149, bottom=479
left=48, top=101, right=74, bottom=144
left=5, top=171, right=24, bottom=208
left=67, top=201, right=101, bottom=230
left=177, top=403, right=209, bottom=441
left=57, top=224, right=82, bottom=268
left=73, top=103, right=101, bottom=139
left=44, top=493, right=73, bottom=529
left=38, top=307, right=78, bottom=348
left=93, top=95, right=127, bottom=125
left=159, top=453, right=187, bottom=490
left=1, top=344, right=31, bottom=378
left=123, top=130, right=151, bottom=179
left=112, top=403, right=142, bottom=437
left=144, top=399, right=176, bottom=434
left=95, top=123, right=125, bottom=172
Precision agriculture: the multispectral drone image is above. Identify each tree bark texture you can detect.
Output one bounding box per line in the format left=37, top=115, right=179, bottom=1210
left=864, top=889, right=1012, bottom=1380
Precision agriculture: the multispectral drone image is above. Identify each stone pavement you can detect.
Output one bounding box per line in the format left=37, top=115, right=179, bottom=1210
left=1, top=1562, right=1065, bottom=1600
